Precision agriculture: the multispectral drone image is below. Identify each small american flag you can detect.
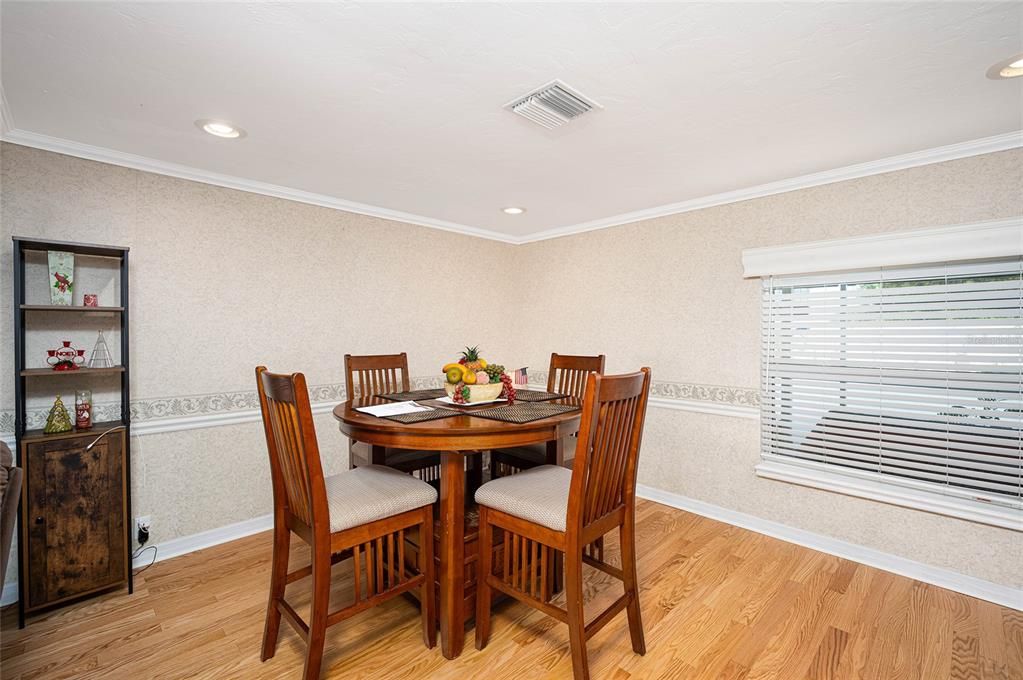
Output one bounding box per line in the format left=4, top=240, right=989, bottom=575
left=512, top=367, right=528, bottom=387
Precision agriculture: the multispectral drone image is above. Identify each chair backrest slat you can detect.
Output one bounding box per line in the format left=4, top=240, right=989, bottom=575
left=547, top=353, right=605, bottom=400
left=345, top=353, right=412, bottom=398
left=568, top=368, right=651, bottom=529
left=256, top=367, right=328, bottom=533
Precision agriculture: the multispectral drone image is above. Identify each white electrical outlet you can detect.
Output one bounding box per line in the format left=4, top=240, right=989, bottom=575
left=136, top=515, right=151, bottom=531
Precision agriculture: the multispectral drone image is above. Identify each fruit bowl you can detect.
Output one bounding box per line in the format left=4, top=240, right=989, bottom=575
left=441, top=346, right=517, bottom=405
left=444, top=382, right=504, bottom=403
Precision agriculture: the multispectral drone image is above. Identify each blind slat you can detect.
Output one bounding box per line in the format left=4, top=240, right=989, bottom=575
left=761, top=259, right=1022, bottom=508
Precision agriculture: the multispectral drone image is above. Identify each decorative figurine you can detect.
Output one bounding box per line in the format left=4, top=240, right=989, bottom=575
left=88, top=331, right=114, bottom=369
left=46, top=340, right=86, bottom=371
left=47, top=251, right=74, bottom=306
left=43, top=395, right=74, bottom=434
left=83, top=294, right=99, bottom=307
left=75, top=390, right=93, bottom=430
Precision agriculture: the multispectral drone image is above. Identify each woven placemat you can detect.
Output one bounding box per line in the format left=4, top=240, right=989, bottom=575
left=379, top=388, right=447, bottom=402
left=512, top=389, right=568, bottom=403
left=466, top=402, right=580, bottom=424
left=382, top=408, right=460, bottom=424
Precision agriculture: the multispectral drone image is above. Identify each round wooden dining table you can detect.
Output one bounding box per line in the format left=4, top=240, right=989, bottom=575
left=333, top=395, right=581, bottom=659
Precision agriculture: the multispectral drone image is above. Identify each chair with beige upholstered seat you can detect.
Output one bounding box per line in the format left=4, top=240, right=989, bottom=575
left=345, top=353, right=444, bottom=483
left=490, top=353, right=604, bottom=478
left=475, top=367, right=652, bottom=680
left=256, top=366, right=436, bottom=680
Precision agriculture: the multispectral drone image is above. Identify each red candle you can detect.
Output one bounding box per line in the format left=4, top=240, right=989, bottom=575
left=75, top=390, right=92, bottom=429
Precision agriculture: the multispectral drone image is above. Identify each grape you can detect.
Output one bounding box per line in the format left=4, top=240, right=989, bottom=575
left=452, top=381, right=466, bottom=404
left=484, top=364, right=505, bottom=381
left=498, top=372, right=516, bottom=403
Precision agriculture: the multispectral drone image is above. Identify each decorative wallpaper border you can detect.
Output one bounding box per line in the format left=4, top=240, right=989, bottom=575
left=0, top=376, right=447, bottom=433
left=531, top=370, right=759, bottom=408
left=0, top=374, right=755, bottom=437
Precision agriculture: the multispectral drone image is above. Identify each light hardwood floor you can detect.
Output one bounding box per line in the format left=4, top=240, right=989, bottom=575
left=1, top=499, right=1019, bottom=679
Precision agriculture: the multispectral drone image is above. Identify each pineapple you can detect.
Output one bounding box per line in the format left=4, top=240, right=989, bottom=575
left=460, top=346, right=487, bottom=371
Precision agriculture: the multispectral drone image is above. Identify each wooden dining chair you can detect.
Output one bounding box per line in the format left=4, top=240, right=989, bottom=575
left=490, top=353, right=605, bottom=478
left=256, top=366, right=437, bottom=680
left=344, top=353, right=442, bottom=482
left=474, top=367, right=651, bottom=680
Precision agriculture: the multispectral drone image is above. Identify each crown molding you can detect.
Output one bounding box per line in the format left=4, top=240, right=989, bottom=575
left=516, top=131, right=1023, bottom=244
left=2, top=126, right=1020, bottom=246
left=0, top=128, right=519, bottom=245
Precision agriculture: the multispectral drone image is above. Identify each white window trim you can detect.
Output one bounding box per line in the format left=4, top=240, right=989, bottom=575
left=742, top=216, right=1023, bottom=278
left=746, top=218, right=1023, bottom=530
left=756, top=458, right=1022, bottom=531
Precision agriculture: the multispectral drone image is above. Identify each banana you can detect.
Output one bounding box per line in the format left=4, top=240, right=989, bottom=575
left=442, top=362, right=466, bottom=375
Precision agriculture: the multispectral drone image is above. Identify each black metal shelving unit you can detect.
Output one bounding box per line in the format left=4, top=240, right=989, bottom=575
left=11, top=237, right=132, bottom=627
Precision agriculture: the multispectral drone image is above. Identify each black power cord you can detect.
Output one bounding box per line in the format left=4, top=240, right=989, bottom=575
left=132, top=545, right=158, bottom=574
left=133, top=523, right=158, bottom=574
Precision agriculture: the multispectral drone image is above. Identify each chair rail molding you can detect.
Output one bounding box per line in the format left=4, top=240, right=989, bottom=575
left=742, top=216, right=1023, bottom=278
left=0, top=376, right=759, bottom=448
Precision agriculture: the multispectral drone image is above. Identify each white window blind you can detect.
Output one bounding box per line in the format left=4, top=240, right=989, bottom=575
left=760, top=258, right=1022, bottom=519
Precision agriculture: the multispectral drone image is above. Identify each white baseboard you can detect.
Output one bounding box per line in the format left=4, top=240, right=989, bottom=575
left=636, top=483, right=1023, bottom=611
left=7, top=481, right=1014, bottom=611
left=1, top=581, right=17, bottom=606
left=132, top=513, right=274, bottom=569
left=2, top=514, right=275, bottom=607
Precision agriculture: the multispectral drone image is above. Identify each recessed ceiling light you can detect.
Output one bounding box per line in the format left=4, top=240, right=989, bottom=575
left=195, top=119, right=246, bottom=138
left=502, top=207, right=526, bottom=215
left=986, top=53, right=1023, bottom=79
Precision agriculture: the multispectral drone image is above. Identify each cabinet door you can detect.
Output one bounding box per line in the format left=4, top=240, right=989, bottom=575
left=26, top=433, right=126, bottom=610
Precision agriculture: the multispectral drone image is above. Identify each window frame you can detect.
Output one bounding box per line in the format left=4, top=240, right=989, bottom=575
left=745, top=220, right=1022, bottom=531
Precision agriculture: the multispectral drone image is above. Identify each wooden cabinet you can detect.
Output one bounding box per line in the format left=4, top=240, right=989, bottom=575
left=21, top=426, right=128, bottom=612
left=12, top=237, right=133, bottom=626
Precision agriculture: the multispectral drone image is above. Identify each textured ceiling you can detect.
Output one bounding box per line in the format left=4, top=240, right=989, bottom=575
left=2, top=2, right=1021, bottom=238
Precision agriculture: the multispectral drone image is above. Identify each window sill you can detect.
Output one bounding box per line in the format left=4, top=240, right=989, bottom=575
left=755, top=458, right=1022, bottom=532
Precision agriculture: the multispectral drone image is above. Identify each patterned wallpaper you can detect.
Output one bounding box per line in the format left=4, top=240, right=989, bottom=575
left=3, top=142, right=1020, bottom=592
left=0, top=374, right=756, bottom=433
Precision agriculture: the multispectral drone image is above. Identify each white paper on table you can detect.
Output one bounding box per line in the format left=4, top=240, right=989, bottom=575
left=355, top=401, right=433, bottom=418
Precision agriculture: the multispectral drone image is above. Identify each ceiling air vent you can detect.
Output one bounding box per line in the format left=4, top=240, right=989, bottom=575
left=505, top=80, right=601, bottom=130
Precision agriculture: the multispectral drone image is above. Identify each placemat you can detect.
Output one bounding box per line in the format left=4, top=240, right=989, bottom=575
left=378, top=388, right=447, bottom=402
left=512, top=389, right=568, bottom=403
left=466, top=402, right=580, bottom=424
left=381, top=408, right=460, bottom=424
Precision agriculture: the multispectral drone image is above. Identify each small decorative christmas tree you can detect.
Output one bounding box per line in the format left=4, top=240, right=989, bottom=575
left=43, top=395, right=74, bottom=434
left=89, top=330, right=114, bottom=369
